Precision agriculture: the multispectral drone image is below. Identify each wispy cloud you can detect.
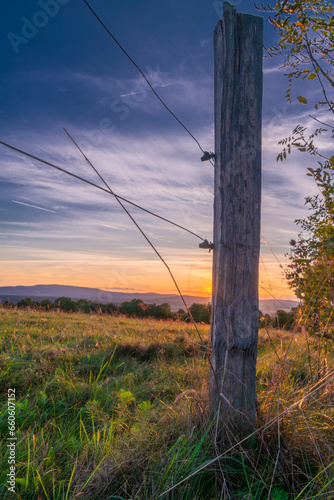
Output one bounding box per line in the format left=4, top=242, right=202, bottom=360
left=0, top=97, right=316, bottom=298
left=12, top=200, right=58, bottom=214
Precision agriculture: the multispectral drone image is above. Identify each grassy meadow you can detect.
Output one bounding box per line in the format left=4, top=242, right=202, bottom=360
left=0, top=308, right=334, bottom=499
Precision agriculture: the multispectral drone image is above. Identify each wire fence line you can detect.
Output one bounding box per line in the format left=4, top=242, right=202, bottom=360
left=62, top=127, right=210, bottom=339
left=2, top=135, right=287, bottom=411
left=1, top=136, right=296, bottom=417
left=77, top=1, right=294, bottom=301
left=0, top=140, right=206, bottom=242
left=259, top=284, right=299, bottom=311
left=1, top=2, right=293, bottom=315
left=61, top=128, right=228, bottom=406
left=3, top=8, right=314, bottom=489
left=79, top=1, right=292, bottom=306
left=2, top=4, right=293, bottom=328
left=0, top=138, right=290, bottom=309
left=261, top=234, right=284, bottom=267
left=0, top=139, right=211, bottom=342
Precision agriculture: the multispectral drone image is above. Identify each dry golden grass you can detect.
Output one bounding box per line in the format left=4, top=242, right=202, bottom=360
left=0, top=308, right=333, bottom=499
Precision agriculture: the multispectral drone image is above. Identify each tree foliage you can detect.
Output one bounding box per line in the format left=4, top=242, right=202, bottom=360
left=259, top=0, right=334, bottom=338
left=119, top=299, right=173, bottom=320
left=189, top=303, right=211, bottom=324
left=54, top=297, right=78, bottom=313
left=260, top=0, right=334, bottom=107
left=17, top=297, right=39, bottom=309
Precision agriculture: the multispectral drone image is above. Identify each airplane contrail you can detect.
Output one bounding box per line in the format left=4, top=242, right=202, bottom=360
left=12, top=200, right=58, bottom=214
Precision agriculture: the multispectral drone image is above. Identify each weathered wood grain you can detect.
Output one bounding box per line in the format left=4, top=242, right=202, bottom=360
left=210, top=2, right=263, bottom=437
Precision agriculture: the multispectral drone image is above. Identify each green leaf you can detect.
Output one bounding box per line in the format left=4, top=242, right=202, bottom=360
left=330, top=155, right=334, bottom=166
left=15, top=479, right=26, bottom=486
left=297, top=96, right=308, bottom=104
left=308, top=73, right=317, bottom=80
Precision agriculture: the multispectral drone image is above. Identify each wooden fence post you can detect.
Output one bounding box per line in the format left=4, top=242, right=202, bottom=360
left=210, top=2, right=263, bottom=438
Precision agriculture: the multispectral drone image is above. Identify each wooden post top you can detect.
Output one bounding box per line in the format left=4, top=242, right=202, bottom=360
left=223, top=2, right=235, bottom=15
left=222, top=1, right=263, bottom=23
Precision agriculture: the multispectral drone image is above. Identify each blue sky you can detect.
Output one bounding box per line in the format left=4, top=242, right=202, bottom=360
left=0, top=0, right=326, bottom=299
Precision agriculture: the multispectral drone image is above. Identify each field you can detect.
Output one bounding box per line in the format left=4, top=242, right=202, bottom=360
left=0, top=308, right=334, bottom=499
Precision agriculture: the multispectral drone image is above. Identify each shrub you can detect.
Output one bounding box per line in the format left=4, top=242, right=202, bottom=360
left=54, top=297, right=78, bottom=313
left=189, top=303, right=211, bottom=324
left=2, top=299, right=14, bottom=309
left=17, top=297, right=39, bottom=309
left=272, top=309, right=297, bottom=331
left=40, top=299, right=53, bottom=311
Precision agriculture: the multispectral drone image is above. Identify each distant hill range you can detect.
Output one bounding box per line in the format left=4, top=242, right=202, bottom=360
left=0, top=284, right=298, bottom=314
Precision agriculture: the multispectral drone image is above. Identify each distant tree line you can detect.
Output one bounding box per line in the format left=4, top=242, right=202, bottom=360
left=1, top=297, right=299, bottom=329
left=0, top=297, right=212, bottom=323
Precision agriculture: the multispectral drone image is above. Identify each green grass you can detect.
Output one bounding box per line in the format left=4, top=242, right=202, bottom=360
left=0, top=308, right=333, bottom=499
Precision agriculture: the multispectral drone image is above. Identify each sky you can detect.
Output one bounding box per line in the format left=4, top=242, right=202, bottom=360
left=0, top=0, right=327, bottom=301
